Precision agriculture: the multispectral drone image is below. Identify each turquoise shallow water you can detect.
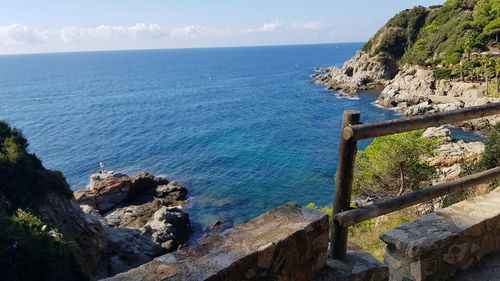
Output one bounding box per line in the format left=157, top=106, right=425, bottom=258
left=0, top=43, right=403, bottom=228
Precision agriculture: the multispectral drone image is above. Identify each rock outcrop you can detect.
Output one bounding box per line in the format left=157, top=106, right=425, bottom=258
left=35, top=188, right=110, bottom=276
left=375, top=66, right=500, bottom=133
left=313, top=51, right=398, bottom=94
left=423, top=126, right=485, bottom=182
left=74, top=171, right=192, bottom=279
left=103, top=203, right=331, bottom=281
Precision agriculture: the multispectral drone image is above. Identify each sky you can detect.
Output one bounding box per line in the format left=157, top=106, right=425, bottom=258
left=0, top=0, right=444, bottom=55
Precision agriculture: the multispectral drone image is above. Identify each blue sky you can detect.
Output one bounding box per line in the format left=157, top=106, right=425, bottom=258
left=0, top=0, right=444, bottom=54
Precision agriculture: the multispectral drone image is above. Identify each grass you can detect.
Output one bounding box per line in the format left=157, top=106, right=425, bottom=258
left=307, top=203, right=417, bottom=261
left=348, top=210, right=417, bottom=260
left=485, top=82, right=500, bottom=97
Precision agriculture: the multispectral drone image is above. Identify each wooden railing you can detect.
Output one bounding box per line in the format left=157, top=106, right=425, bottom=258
left=330, top=102, right=500, bottom=259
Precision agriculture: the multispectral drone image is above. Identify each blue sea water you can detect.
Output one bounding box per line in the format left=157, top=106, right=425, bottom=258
left=1, top=43, right=408, bottom=228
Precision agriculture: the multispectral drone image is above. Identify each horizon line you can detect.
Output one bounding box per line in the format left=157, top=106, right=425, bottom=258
left=0, top=41, right=367, bottom=57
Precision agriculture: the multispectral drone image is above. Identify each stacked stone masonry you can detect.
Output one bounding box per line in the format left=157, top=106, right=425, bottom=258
left=102, top=202, right=390, bottom=281
left=314, top=246, right=389, bottom=281
left=380, top=187, right=500, bottom=281
left=103, top=203, right=330, bottom=281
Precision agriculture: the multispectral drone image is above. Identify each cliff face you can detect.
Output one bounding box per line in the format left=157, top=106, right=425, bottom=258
left=313, top=51, right=398, bottom=94
left=0, top=121, right=104, bottom=279
left=0, top=121, right=192, bottom=280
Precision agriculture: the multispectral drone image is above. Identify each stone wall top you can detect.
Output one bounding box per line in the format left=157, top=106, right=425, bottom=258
left=380, top=187, right=500, bottom=281
left=103, top=202, right=329, bottom=281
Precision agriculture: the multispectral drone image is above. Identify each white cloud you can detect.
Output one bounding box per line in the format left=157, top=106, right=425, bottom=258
left=169, top=25, right=230, bottom=39
left=242, top=20, right=284, bottom=34
left=291, top=21, right=328, bottom=31
left=0, top=24, right=48, bottom=45
left=60, top=23, right=168, bottom=43
left=0, top=21, right=333, bottom=54
left=242, top=20, right=328, bottom=34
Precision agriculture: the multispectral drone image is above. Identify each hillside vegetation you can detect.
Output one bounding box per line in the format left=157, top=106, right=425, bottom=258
left=0, top=121, right=89, bottom=281
left=363, top=0, right=499, bottom=66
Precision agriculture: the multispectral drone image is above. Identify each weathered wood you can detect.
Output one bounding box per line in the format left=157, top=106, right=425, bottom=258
left=334, top=167, right=500, bottom=228
left=343, top=103, right=500, bottom=141
left=331, top=110, right=360, bottom=259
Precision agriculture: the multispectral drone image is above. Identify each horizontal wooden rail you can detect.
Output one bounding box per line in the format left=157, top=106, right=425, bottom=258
left=343, top=103, right=500, bottom=141
left=333, top=167, right=500, bottom=228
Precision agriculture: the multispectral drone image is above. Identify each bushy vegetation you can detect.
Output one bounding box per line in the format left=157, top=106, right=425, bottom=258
left=353, top=130, right=442, bottom=199
left=0, top=121, right=72, bottom=211
left=0, top=120, right=89, bottom=281
left=364, top=0, right=499, bottom=72
left=433, top=67, right=453, bottom=79
left=0, top=207, right=89, bottom=281
left=442, top=123, right=500, bottom=207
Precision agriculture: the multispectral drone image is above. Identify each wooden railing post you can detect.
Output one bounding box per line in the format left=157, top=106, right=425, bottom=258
left=330, top=110, right=360, bottom=259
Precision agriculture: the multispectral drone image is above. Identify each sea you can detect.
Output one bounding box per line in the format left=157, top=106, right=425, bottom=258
left=0, top=43, right=483, bottom=231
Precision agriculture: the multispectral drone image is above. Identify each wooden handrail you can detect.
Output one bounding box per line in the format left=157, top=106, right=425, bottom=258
left=331, top=102, right=500, bottom=260
left=330, top=110, right=360, bottom=259
left=343, top=103, right=500, bottom=141
left=333, top=167, right=500, bottom=228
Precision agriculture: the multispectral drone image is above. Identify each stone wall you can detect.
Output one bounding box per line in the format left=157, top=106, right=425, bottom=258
left=380, top=187, right=500, bottom=281
left=103, top=203, right=329, bottom=281
left=314, top=245, right=389, bottom=281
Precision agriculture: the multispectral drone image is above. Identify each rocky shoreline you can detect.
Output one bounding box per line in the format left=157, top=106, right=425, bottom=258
left=73, top=171, right=192, bottom=279
left=313, top=51, right=397, bottom=94
left=423, top=126, right=484, bottom=182
left=313, top=51, right=500, bottom=133
left=315, top=51, right=497, bottom=212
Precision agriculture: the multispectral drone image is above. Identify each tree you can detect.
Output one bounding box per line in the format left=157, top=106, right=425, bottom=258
left=353, top=130, right=441, bottom=199
left=473, top=60, right=483, bottom=81
left=483, top=18, right=500, bottom=42
left=463, top=30, right=476, bottom=62
left=495, top=59, right=500, bottom=93
left=462, top=59, right=475, bottom=81
left=482, top=54, right=495, bottom=94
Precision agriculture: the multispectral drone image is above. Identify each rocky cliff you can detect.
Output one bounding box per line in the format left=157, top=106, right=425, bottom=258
left=313, top=51, right=398, bottom=94
left=74, top=171, right=192, bottom=279
left=0, top=120, right=192, bottom=280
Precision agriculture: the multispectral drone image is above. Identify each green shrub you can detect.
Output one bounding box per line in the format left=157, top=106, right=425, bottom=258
left=0, top=209, right=89, bottom=281
left=433, top=68, right=453, bottom=79
left=0, top=120, right=73, bottom=211
left=306, top=204, right=416, bottom=260
left=475, top=122, right=500, bottom=170
left=0, top=121, right=88, bottom=280
left=374, top=28, right=408, bottom=58
left=404, top=38, right=432, bottom=65
left=443, top=123, right=500, bottom=207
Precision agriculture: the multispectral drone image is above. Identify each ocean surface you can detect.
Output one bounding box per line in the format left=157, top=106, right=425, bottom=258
left=0, top=43, right=480, bottom=230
